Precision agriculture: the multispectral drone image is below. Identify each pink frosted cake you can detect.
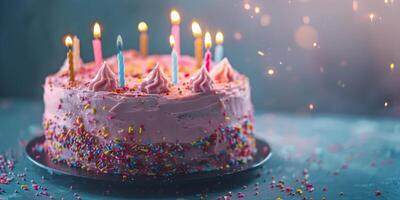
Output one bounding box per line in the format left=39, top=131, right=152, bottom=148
left=43, top=50, right=255, bottom=176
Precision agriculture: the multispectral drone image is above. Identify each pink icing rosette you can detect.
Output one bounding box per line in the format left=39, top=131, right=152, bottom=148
left=88, top=62, right=118, bottom=91
left=210, top=58, right=238, bottom=83
left=190, top=65, right=215, bottom=93
left=140, top=63, right=170, bottom=94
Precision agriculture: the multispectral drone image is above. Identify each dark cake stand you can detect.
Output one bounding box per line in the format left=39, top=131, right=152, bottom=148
left=25, top=136, right=272, bottom=185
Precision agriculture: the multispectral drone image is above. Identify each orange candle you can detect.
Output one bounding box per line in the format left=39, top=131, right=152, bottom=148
left=191, top=21, right=203, bottom=68
left=65, top=35, right=74, bottom=82
left=138, top=21, right=148, bottom=57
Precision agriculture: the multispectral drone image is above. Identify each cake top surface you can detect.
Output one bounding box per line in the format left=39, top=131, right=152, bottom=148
left=47, top=50, right=248, bottom=99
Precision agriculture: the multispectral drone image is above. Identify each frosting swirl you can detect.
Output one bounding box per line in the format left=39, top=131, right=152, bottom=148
left=210, top=58, right=238, bottom=83
left=88, top=62, right=118, bottom=92
left=190, top=66, right=215, bottom=93
left=140, top=64, right=169, bottom=94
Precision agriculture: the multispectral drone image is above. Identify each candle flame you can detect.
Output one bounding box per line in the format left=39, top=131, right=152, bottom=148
left=170, top=9, right=181, bottom=25
left=216, top=32, right=224, bottom=45
left=93, top=22, right=101, bottom=39
left=191, top=21, right=202, bottom=38
left=204, top=32, right=212, bottom=49
left=169, top=34, right=175, bottom=48
left=116, top=35, right=123, bottom=50
left=138, top=21, right=148, bottom=32
left=65, top=35, right=73, bottom=48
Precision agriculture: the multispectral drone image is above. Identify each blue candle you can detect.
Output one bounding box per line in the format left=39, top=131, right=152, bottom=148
left=214, top=31, right=224, bottom=63
left=170, top=35, right=178, bottom=85
left=214, top=45, right=224, bottom=63
left=116, top=35, right=125, bottom=88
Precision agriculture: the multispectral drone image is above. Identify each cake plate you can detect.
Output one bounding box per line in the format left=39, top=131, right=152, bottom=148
left=25, top=136, right=272, bottom=185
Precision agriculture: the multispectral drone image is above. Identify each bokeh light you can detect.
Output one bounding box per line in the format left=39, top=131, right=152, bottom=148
left=294, top=25, right=319, bottom=50
left=260, top=14, right=271, bottom=27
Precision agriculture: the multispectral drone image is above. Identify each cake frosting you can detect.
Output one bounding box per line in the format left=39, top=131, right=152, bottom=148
left=140, top=63, right=170, bottom=94
left=190, top=66, right=215, bottom=93
left=210, top=58, right=238, bottom=83
left=43, top=50, right=255, bottom=176
left=88, top=62, right=118, bottom=91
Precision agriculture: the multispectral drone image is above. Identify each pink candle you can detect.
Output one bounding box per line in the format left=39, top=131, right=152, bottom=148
left=204, top=32, right=213, bottom=71
left=205, top=49, right=212, bottom=72
left=170, top=10, right=181, bottom=56
left=92, top=22, right=103, bottom=68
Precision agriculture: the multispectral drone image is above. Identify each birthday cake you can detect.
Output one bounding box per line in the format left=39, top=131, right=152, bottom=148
left=43, top=49, right=255, bottom=176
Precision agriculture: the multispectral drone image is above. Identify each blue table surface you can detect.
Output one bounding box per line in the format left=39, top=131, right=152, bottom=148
left=0, top=99, right=399, bottom=200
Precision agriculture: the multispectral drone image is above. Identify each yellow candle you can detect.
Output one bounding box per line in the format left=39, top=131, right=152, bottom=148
left=138, top=21, right=148, bottom=57
left=191, top=21, right=203, bottom=68
left=65, top=35, right=74, bottom=82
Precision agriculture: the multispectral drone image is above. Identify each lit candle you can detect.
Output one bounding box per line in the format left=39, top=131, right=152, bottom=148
left=214, top=31, right=224, bottom=63
left=170, top=35, right=178, bottom=85
left=65, top=35, right=74, bottom=82
left=116, top=35, right=125, bottom=88
left=138, top=21, right=148, bottom=57
left=204, top=32, right=212, bottom=72
left=170, top=9, right=181, bottom=56
left=191, top=21, right=203, bottom=68
left=72, top=36, right=81, bottom=68
left=92, top=22, right=103, bottom=68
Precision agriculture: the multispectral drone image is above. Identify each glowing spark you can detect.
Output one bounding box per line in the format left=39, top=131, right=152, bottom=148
left=313, top=42, right=318, bottom=48
left=244, top=3, right=251, bottom=10
left=257, top=51, right=265, bottom=56
left=390, top=63, right=395, bottom=71
left=369, top=13, right=375, bottom=23
left=384, top=0, right=389, bottom=4
left=254, top=6, right=261, bottom=14
left=384, top=101, right=389, bottom=107
left=267, top=68, right=275, bottom=76
left=309, top=104, right=315, bottom=111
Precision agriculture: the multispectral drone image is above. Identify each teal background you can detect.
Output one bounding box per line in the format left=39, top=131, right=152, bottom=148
left=1, top=0, right=400, bottom=115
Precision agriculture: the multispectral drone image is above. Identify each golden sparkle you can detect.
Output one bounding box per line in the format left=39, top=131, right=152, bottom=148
left=309, top=104, right=315, bottom=111
left=267, top=68, right=275, bottom=76
left=390, top=63, right=395, bottom=71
